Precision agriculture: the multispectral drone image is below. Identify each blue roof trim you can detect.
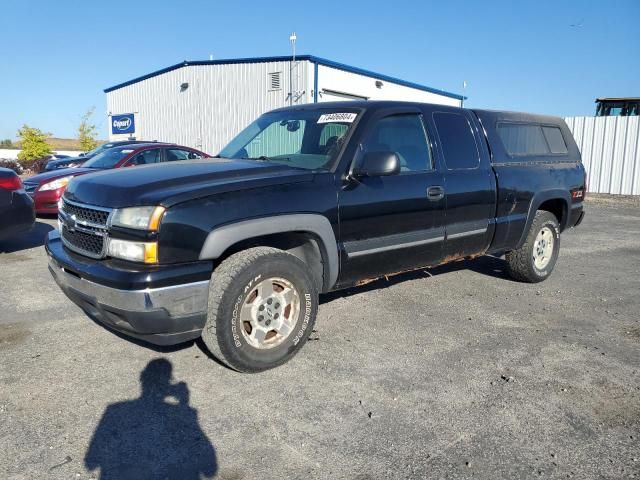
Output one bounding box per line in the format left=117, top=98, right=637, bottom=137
left=104, top=55, right=465, bottom=100
left=309, top=56, right=465, bottom=101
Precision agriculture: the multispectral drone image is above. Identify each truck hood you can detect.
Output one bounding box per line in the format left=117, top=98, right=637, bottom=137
left=64, top=158, right=315, bottom=208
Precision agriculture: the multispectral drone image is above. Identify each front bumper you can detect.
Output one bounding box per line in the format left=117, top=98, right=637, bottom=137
left=46, top=231, right=212, bottom=345
left=32, top=187, right=64, bottom=214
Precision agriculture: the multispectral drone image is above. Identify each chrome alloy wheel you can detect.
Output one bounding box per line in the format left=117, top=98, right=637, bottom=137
left=533, top=226, right=554, bottom=270
left=239, top=277, right=301, bottom=349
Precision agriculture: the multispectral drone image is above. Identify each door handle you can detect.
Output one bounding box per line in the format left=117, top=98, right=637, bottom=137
left=426, top=186, right=445, bottom=201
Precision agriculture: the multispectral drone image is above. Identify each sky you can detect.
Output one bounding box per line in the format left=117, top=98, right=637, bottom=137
left=1, top=0, right=638, bottom=140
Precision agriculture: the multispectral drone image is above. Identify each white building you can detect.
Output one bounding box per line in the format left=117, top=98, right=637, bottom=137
left=105, top=55, right=465, bottom=155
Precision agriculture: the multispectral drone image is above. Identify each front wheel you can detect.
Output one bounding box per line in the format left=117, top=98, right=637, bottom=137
left=505, top=210, right=561, bottom=283
left=201, top=247, right=318, bottom=372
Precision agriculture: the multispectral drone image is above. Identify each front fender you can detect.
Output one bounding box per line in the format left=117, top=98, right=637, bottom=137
left=199, top=214, right=339, bottom=291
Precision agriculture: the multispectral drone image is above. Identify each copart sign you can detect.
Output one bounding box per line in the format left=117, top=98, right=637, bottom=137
left=111, top=114, right=135, bottom=134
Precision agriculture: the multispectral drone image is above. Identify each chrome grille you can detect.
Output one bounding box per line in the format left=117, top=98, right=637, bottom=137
left=61, top=198, right=110, bottom=226
left=59, top=198, right=112, bottom=258
left=61, top=225, right=105, bottom=257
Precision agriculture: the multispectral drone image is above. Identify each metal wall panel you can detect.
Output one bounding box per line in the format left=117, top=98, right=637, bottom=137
left=106, top=59, right=463, bottom=155
left=565, top=116, right=640, bottom=195
left=106, top=60, right=310, bottom=155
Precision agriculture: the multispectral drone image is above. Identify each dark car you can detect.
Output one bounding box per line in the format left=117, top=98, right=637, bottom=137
left=45, top=141, right=158, bottom=171
left=45, top=156, right=85, bottom=171
left=26, top=143, right=209, bottom=214
left=46, top=101, right=586, bottom=372
left=0, top=168, right=35, bottom=240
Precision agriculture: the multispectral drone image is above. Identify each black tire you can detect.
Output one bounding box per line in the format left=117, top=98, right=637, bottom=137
left=201, top=247, right=318, bottom=373
left=505, top=211, right=561, bottom=283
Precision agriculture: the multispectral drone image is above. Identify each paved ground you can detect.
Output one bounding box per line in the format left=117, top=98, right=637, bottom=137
left=0, top=199, right=638, bottom=479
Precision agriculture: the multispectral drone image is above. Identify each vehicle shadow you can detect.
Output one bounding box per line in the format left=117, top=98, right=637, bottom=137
left=320, top=254, right=515, bottom=304
left=0, top=221, right=53, bottom=254
left=84, top=358, right=217, bottom=480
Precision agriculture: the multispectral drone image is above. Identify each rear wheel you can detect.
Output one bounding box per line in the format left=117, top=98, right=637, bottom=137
left=506, top=211, right=561, bottom=283
left=201, top=247, right=318, bottom=372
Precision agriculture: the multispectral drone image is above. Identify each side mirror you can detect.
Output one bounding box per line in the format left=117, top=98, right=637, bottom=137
left=353, top=151, right=400, bottom=177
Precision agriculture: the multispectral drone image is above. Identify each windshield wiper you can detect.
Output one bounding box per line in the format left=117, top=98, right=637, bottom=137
left=241, top=156, right=294, bottom=163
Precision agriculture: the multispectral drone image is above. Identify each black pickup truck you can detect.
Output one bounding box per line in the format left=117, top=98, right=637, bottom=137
left=46, top=101, right=585, bottom=372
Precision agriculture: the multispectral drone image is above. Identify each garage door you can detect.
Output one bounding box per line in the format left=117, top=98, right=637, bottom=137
left=318, top=89, right=368, bottom=102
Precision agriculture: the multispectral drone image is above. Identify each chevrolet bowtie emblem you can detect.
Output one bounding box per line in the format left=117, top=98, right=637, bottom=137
left=67, top=214, right=77, bottom=232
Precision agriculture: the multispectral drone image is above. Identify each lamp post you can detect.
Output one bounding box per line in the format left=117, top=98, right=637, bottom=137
left=289, top=32, right=297, bottom=106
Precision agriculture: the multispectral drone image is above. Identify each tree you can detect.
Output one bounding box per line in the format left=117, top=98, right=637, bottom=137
left=0, top=139, right=14, bottom=148
left=17, top=125, right=52, bottom=162
left=78, top=107, right=98, bottom=152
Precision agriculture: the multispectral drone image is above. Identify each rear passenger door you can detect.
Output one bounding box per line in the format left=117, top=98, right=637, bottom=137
left=430, top=109, right=495, bottom=259
left=337, top=108, right=446, bottom=285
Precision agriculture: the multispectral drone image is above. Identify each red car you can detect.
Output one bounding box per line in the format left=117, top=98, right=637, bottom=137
left=24, top=143, right=209, bottom=214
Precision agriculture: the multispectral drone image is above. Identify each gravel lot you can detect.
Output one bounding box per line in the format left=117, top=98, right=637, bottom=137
left=1, top=198, right=638, bottom=479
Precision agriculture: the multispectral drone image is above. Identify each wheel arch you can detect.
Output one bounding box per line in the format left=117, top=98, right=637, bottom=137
left=516, top=190, right=570, bottom=249
left=199, top=214, right=339, bottom=292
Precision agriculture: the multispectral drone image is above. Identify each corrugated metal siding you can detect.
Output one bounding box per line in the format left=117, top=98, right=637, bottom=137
left=565, top=116, right=640, bottom=195
left=107, top=60, right=310, bottom=154
left=106, top=59, right=462, bottom=155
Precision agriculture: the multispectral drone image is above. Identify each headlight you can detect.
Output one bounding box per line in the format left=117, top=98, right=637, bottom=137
left=39, top=175, right=74, bottom=191
left=107, top=238, right=158, bottom=263
left=111, top=206, right=165, bottom=231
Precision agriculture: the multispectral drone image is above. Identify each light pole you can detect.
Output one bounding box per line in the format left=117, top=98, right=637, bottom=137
left=289, top=32, right=297, bottom=105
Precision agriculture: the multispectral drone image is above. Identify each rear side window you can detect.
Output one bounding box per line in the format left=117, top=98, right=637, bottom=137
left=165, top=149, right=202, bottom=161
left=542, top=126, right=568, bottom=154
left=433, top=112, right=480, bottom=169
left=497, top=123, right=568, bottom=156
left=497, top=124, right=548, bottom=156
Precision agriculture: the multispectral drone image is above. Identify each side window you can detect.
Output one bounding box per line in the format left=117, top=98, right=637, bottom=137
left=542, top=126, right=568, bottom=154
left=165, top=149, right=202, bottom=161
left=364, top=114, right=433, bottom=172
left=130, top=148, right=160, bottom=166
left=497, top=123, right=549, bottom=156
left=433, top=112, right=480, bottom=169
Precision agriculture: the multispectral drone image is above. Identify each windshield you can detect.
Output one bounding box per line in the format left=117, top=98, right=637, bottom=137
left=218, top=108, right=361, bottom=170
left=84, top=143, right=112, bottom=157
left=82, top=147, right=135, bottom=169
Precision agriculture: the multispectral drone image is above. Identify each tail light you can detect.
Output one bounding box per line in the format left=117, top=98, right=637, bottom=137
left=571, top=171, right=588, bottom=201
left=0, top=175, right=22, bottom=191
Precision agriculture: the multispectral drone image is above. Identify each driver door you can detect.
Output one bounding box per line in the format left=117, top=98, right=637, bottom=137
left=336, top=108, right=446, bottom=286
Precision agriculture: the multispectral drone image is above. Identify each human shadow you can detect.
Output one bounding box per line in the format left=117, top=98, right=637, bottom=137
left=84, top=358, right=217, bottom=479
left=0, top=221, right=53, bottom=253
